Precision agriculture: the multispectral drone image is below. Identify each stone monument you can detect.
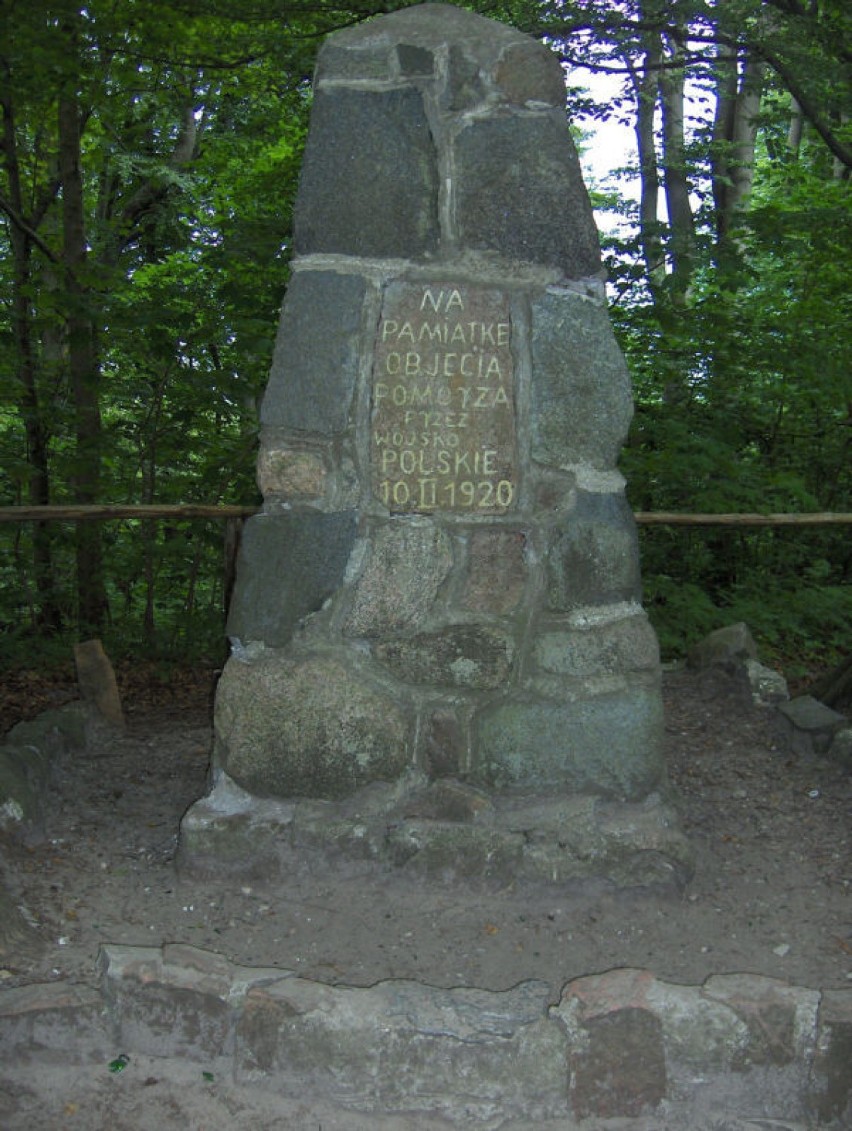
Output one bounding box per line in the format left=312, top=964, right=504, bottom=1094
left=178, top=3, right=693, bottom=889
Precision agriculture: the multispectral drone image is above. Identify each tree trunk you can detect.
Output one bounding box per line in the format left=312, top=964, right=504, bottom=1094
left=659, top=33, right=696, bottom=303
left=1, top=82, right=63, bottom=631
left=713, top=48, right=765, bottom=245
left=629, top=33, right=666, bottom=296
left=58, top=51, right=109, bottom=634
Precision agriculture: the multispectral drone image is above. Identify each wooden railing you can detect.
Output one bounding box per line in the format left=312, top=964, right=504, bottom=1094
left=1, top=505, right=851, bottom=525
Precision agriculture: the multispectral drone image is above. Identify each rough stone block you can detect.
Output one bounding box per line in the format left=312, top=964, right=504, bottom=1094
left=294, top=88, right=439, bottom=258
left=214, top=651, right=410, bottom=800
left=533, top=613, right=659, bottom=678
left=315, top=42, right=394, bottom=84
left=226, top=511, right=356, bottom=647
left=745, top=658, right=789, bottom=704
left=421, top=707, right=468, bottom=778
left=827, top=725, right=852, bottom=769
left=460, top=528, right=527, bottom=613
left=374, top=625, right=514, bottom=689
left=98, top=944, right=286, bottom=1063
left=546, top=492, right=642, bottom=611
left=511, top=792, right=693, bottom=889
left=73, top=639, right=125, bottom=729
left=774, top=695, right=847, bottom=757
left=812, top=988, right=852, bottom=1126
left=702, top=973, right=820, bottom=1070
left=256, top=445, right=327, bottom=500
left=98, top=943, right=235, bottom=1059
left=455, top=114, right=600, bottom=277
left=176, top=773, right=295, bottom=878
left=0, top=745, right=48, bottom=831
left=261, top=270, right=366, bottom=434
left=687, top=621, right=759, bottom=669
left=235, top=976, right=567, bottom=1122
left=444, top=43, right=487, bottom=110
left=474, top=684, right=664, bottom=799
left=343, top=521, right=453, bottom=638
left=494, top=40, right=567, bottom=107
left=530, top=290, right=633, bottom=469
left=0, top=982, right=109, bottom=1062
left=386, top=819, right=525, bottom=883
left=554, top=968, right=821, bottom=1122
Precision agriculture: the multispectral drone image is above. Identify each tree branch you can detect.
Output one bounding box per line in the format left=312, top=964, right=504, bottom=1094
left=757, top=45, right=852, bottom=169
left=0, top=192, right=59, bottom=263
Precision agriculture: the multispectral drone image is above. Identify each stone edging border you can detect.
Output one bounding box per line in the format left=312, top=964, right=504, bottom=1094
left=1, top=945, right=850, bottom=1126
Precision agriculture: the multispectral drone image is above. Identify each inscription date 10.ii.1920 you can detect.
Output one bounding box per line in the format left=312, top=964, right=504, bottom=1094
left=371, top=283, right=517, bottom=514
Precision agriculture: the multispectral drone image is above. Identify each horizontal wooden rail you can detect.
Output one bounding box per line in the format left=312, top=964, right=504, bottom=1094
left=0, top=505, right=851, bottom=526
left=633, top=511, right=852, bottom=526
left=0, top=504, right=259, bottom=522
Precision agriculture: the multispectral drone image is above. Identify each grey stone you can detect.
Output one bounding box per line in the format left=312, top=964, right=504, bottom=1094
left=455, top=113, right=601, bottom=277
left=494, top=40, right=568, bottom=108
left=388, top=791, right=693, bottom=890
left=474, top=684, right=665, bottom=799
left=515, top=792, right=693, bottom=889
left=444, top=43, right=487, bottom=110
left=343, top=522, right=453, bottom=638
left=235, top=975, right=567, bottom=1122
left=827, top=725, right=852, bottom=769
left=546, top=492, right=642, bottom=611
left=401, top=778, right=494, bottom=823
left=214, top=651, right=409, bottom=800
left=746, top=658, right=789, bottom=704
left=176, top=774, right=296, bottom=879
left=530, top=290, right=633, bottom=469
left=261, top=271, right=366, bottom=435
left=375, top=625, right=514, bottom=689
left=0, top=981, right=109, bottom=1062
left=573, top=1006, right=666, bottom=1118
left=421, top=707, right=468, bottom=778
left=688, top=621, right=759, bottom=670
left=534, top=613, right=659, bottom=678
left=552, top=969, right=820, bottom=1123
left=0, top=704, right=86, bottom=837
left=460, top=528, right=528, bottom=614
left=226, top=511, right=356, bottom=647
left=812, top=988, right=852, bottom=1126
left=386, top=819, right=525, bottom=882
left=314, top=42, right=393, bottom=84
left=0, top=745, right=49, bottom=831
left=294, top=87, right=439, bottom=258
left=98, top=944, right=285, bottom=1061
left=774, top=695, right=847, bottom=757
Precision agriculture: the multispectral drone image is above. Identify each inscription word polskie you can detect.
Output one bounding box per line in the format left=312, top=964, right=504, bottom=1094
left=370, top=284, right=517, bottom=513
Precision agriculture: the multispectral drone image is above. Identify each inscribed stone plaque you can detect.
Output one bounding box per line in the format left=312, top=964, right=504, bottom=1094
left=371, top=282, right=517, bottom=513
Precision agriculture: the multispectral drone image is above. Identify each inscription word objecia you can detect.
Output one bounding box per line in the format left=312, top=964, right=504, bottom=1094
left=371, top=283, right=517, bottom=514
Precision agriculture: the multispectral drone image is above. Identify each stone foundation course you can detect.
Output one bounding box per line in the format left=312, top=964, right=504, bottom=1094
left=1, top=946, right=849, bottom=1127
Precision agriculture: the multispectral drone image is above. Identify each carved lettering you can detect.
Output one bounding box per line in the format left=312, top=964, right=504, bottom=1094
left=371, top=283, right=517, bottom=513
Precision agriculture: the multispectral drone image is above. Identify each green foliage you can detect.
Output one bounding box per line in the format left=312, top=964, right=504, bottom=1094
left=1, top=0, right=849, bottom=671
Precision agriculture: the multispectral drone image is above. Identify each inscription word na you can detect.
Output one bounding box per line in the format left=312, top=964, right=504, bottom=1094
left=371, top=284, right=517, bottom=514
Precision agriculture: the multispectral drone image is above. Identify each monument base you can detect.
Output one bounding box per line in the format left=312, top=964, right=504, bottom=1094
left=177, top=772, right=694, bottom=892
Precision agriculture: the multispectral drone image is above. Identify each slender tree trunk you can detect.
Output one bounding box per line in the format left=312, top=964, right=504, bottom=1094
left=630, top=35, right=667, bottom=296
left=1, top=82, right=63, bottom=631
left=787, top=97, right=804, bottom=157
left=713, top=48, right=766, bottom=245
left=659, top=33, right=696, bottom=303
left=58, top=67, right=109, bottom=634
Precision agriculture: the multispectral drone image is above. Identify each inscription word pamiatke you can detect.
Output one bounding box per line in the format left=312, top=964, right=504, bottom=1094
left=371, top=284, right=517, bottom=513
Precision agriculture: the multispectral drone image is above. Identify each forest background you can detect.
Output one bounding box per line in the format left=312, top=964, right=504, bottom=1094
left=1, top=0, right=850, bottom=679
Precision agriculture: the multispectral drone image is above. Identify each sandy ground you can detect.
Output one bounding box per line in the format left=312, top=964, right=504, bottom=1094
left=0, top=665, right=850, bottom=1128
